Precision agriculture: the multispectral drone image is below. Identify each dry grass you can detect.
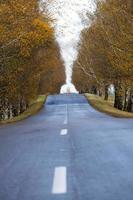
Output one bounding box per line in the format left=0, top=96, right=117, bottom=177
left=0, top=95, right=46, bottom=125
left=86, top=93, right=133, bottom=118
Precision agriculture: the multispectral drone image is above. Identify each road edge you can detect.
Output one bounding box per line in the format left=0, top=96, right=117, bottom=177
left=0, top=94, right=48, bottom=125
left=85, top=93, right=133, bottom=119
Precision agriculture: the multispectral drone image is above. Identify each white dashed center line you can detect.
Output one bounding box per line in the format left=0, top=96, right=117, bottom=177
left=52, top=167, right=67, bottom=194
left=64, top=105, right=68, bottom=125
left=60, top=129, right=68, bottom=136
left=63, top=119, right=67, bottom=125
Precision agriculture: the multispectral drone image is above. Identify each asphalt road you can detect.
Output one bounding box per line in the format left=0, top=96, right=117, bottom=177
left=0, top=94, right=133, bottom=200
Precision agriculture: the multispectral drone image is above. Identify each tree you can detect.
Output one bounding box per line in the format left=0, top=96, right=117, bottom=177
left=39, top=41, right=65, bottom=94
left=73, top=0, right=133, bottom=111
left=0, top=0, right=64, bottom=120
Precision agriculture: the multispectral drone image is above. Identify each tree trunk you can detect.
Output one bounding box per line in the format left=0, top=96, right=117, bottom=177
left=91, top=86, right=97, bottom=95
left=20, top=98, right=27, bottom=113
left=127, top=89, right=133, bottom=112
left=98, top=86, right=103, bottom=97
left=123, top=88, right=128, bottom=111
left=98, top=90, right=102, bottom=97
left=104, top=85, right=109, bottom=101
left=9, top=104, right=13, bottom=119
left=114, top=82, right=124, bottom=110
left=12, top=104, right=19, bottom=117
left=3, top=98, right=9, bottom=120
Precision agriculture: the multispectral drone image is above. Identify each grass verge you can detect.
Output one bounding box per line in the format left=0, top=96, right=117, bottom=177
left=0, top=95, right=47, bottom=125
left=86, top=93, right=133, bottom=118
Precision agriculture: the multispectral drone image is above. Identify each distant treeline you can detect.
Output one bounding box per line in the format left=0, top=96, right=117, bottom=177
left=73, top=0, right=133, bottom=112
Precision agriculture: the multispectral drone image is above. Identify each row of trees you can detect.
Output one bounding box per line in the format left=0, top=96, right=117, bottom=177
left=39, top=41, right=65, bottom=94
left=73, top=0, right=133, bottom=112
left=0, top=0, right=65, bottom=120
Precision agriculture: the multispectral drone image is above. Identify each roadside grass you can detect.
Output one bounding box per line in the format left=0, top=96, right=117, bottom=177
left=0, top=95, right=47, bottom=125
left=86, top=93, right=133, bottom=118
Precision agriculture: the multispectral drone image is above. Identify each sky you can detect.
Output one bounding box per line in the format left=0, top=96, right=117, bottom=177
left=44, top=0, right=96, bottom=84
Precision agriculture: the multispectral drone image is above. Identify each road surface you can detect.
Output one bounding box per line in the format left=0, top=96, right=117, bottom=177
left=0, top=94, right=133, bottom=200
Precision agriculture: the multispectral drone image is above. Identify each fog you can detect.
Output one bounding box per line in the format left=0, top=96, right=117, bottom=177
left=44, top=0, right=96, bottom=84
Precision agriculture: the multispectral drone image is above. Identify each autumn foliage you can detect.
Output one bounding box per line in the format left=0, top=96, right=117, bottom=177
left=39, top=41, right=65, bottom=94
left=0, top=0, right=65, bottom=120
left=73, top=0, right=133, bottom=112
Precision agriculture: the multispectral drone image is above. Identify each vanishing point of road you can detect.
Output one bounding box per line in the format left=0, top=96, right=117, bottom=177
left=0, top=94, right=133, bottom=200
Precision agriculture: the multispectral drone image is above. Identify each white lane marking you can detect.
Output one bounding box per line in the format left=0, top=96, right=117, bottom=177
left=63, top=119, right=67, bottom=125
left=52, top=167, right=67, bottom=194
left=63, top=105, right=68, bottom=125
left=60, top=129, right=68, bottom=136
left=60, top=149, right=65, bottom=152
